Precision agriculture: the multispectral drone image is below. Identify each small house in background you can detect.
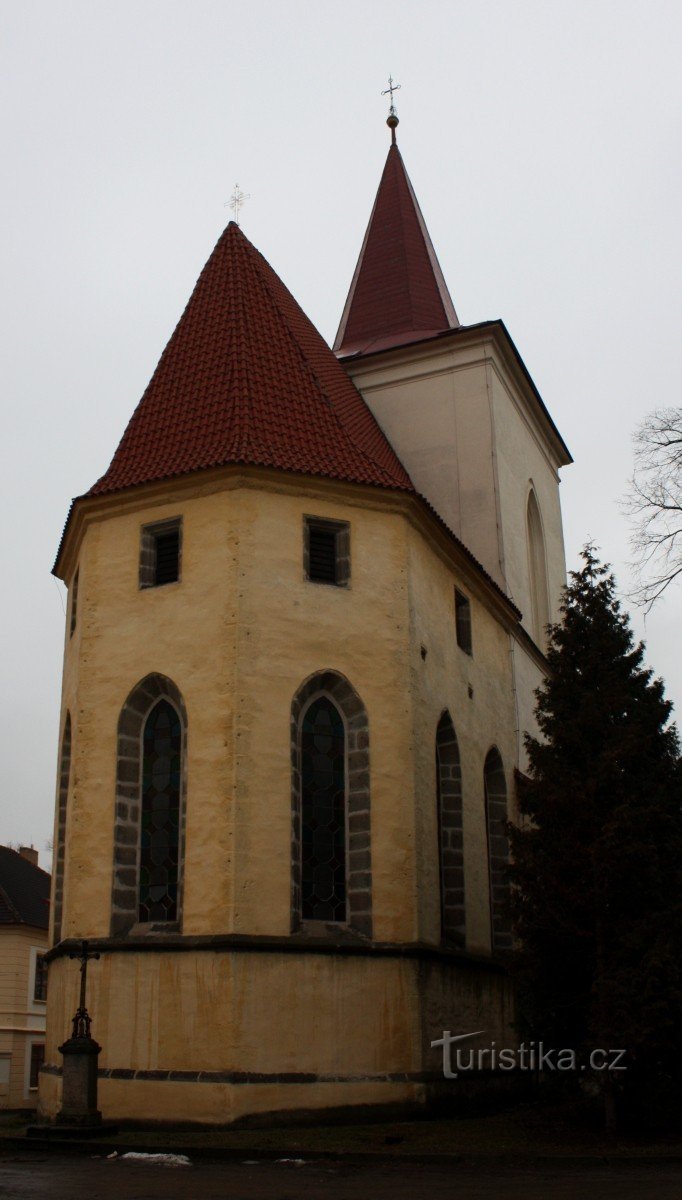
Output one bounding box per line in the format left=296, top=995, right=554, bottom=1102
left=0, top=846, right=50, bottom=1110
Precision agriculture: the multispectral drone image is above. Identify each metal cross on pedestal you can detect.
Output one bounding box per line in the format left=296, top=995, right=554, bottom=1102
left=227, top=183, right=250, bottom=226
left=67, top=939, right=100, bottom=1039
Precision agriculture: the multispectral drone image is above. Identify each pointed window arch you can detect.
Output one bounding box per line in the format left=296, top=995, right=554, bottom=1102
left=484, top=748, right=512, bottom=954
left=52, top=713, right=71, bottom=945
left=436, top=712, right=465, bottom=946
left=291, top=671, right=371, bottom=937
left=527, top=488, right=550, bottom=648
left=111, top=674, right=187, bottom=936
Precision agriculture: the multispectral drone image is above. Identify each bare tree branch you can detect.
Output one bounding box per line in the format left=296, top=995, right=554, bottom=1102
left=624, top=407, right=682, bottom=611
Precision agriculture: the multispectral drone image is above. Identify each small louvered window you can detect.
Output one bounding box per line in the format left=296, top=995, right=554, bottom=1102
left=304, top=517, right=350, bottom=586
left=140, top=519, right=182, bottom=589
left=154, top=530, right=180, bottom=585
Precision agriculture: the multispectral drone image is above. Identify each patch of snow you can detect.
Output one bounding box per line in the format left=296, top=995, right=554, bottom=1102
left=119, top=1152, right=191, bottom=1167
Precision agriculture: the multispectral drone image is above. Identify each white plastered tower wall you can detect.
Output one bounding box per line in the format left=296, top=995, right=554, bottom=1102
left=341, top=322, right=571, bottom=769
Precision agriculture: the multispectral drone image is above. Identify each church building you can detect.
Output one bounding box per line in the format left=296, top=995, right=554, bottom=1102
left=40, top=108, right=571, bottom=1126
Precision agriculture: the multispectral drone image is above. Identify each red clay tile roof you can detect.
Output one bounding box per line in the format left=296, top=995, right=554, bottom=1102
left=333, top=142, right=459, bottom=357
left=88, top=222, right=414, bottom=498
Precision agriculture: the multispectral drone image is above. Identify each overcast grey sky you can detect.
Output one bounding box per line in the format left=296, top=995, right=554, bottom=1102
left=2, top=0, right=681, bottom=864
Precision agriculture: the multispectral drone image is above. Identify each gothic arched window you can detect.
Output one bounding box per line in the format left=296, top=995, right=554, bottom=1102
left=484, top=747, right=512, bottom=954
left=139, top=700, right=182, bottom=923
left=301, top=696, right=347, bottom=922
left=111, top=674, right=187, bottom=936
left=527, top=488, right=550, bottom=648
left=436, top=712, right=465, bottom=946
left=291, top=671, right=371, bottom=937
left=52, top=712, right=71, bottom=945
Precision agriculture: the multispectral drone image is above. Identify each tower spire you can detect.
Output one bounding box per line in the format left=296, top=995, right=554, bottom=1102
left=381, top=75, right=401, bottom=144
left=333, top=131, right=459, bottom=358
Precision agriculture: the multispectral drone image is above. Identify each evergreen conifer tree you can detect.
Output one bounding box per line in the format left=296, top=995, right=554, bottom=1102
left=509, top=546, right=682, bottom=1127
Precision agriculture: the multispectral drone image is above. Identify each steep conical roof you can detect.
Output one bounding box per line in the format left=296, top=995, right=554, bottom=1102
left=334, top=143, right=459, bottom=357
left=88, top=222, right=414, bottom=498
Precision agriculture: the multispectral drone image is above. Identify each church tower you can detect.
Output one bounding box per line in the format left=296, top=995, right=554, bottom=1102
left=40, top=112, right=569, bottom=1127
left=335, top=109, right=572, bottom=761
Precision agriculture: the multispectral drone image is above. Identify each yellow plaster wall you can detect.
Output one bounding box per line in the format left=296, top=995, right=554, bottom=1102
left=40, top=947, right=510, bottom=1124
left=0, top=926, right=47, bottom=1109
left=41, top=948, right=421, bottom=1119
left=56, top=476, right=514, bottom=946
left=56, top=490, right=239, bottom=939
left=45, top=471, right=518, bottom=1123
left=405, top=528, right=515, bottom=954
left=230, top=485, right=414, bottom=940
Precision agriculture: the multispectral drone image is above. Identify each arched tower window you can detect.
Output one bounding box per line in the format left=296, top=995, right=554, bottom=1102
left=139, top=700, right=182, bottom=923
left=301, top=696, right=347, bottom=922
left=484, top=748, right=512, bottom=954
left=111, top=674, right=187, bottom=936
left=436, top=712, right=465, bottom=946
left=527, top=488, right=550, bottom=648
left=291, top=671, right=371, bottom=937
left=52, top=712, right=71, bottom=945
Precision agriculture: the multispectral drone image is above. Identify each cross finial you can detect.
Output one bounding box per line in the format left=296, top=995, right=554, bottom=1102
left=67, top=939, right=100, bottom=1039
left=381, top=76, right=401, bottom=144
left=227, top=183, right=250, bottom=226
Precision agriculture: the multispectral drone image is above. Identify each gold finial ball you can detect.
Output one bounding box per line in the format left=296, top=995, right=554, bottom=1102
left=387, top=112, right=399, bottom=130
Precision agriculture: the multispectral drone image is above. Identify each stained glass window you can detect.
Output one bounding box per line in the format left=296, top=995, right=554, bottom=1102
left=139, top=700, right=181, bottom=923
left=301, top=696, right=347, bottom=922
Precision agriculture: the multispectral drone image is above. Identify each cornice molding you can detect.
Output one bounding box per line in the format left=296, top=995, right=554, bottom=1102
left=53, top=465, right=521, bottom=630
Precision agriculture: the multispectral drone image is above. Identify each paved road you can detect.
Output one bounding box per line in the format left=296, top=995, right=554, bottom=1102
left=1, top=1154, right=682, bottom=1199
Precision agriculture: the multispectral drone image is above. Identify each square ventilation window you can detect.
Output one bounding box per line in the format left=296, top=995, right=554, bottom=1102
left=304, top=517, right=350, bottom=586
left=140, top=518, right=182, bottom=589
left=455, top=588, right=473, bottom=655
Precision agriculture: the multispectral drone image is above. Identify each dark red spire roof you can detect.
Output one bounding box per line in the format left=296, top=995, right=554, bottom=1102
left=88, top=222, right=414, bottom=498
left=334, top=143, right=459, bottom=357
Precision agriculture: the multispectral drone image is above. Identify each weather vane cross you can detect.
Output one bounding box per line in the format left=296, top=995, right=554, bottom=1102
left=382, top=75, right=401, bottom=116
left=227, top=183, right=250, bottom=226
left=382, top=76, right=401, bottom=143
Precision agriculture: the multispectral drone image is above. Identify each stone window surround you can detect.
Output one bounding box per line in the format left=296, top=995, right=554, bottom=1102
left=111, top=674, right=188, bottom=937
left=52, top=712, right=71, bottom=945
left=139, top=517, right=183, bottom=590
left=291, top=671, right=371, bottom=939
left=303, top=516, right=351, bottom=587
left=436, top=710, right=465, bottom=948
left=484, top=746, right=512, bottom=954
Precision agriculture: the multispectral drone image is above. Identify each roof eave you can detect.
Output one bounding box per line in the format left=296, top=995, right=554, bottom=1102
left=52, top=462, right=520, bottom=628
left=338, top=319, right=573, bottom=468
